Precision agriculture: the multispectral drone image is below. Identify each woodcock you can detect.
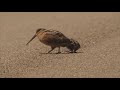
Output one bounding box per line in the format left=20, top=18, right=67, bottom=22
left=26, top=28, right=80, bottom=54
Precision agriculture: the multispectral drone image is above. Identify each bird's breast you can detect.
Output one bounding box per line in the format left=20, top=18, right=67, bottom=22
left=37, top=32, right=45, bottom=40
left=37, top=32, right=53, bottom=45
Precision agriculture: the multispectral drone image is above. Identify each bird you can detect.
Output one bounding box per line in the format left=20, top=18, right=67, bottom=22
left=26, top=28, right=80, bottom=54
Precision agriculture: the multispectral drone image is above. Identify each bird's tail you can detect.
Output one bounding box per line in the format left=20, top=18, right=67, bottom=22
left=66, top=38, right=80, bottom=52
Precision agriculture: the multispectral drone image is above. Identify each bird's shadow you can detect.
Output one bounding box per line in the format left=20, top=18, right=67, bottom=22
left=39, top=51, right=83, bottom=55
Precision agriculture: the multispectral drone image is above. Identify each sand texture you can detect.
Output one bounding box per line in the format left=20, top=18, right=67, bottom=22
left=0, top=12, right=120, bottom=78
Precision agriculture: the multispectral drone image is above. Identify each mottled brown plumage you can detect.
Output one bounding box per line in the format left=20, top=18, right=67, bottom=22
left=26, top=28, right=80, bottom=53
left=66, top=39, right=80, bottom=53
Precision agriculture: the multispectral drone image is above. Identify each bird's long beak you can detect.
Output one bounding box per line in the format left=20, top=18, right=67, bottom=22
left=26, top=34, right=37, bottom=45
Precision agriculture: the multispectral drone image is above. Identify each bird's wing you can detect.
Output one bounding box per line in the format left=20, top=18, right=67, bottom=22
left=46, top=30, right=67, bottom=38
left=44, top=30, right=70, bottom=46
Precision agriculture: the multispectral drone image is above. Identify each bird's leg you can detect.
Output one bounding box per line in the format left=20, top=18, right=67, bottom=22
left=56, top=47, right=61, bottom=54
left=73, top=50, right=77, bottom=53
left=48, top=46, right=55, bottom=53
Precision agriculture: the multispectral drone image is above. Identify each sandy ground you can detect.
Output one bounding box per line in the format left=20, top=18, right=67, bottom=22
left=0, top=12, right=120, bottom=78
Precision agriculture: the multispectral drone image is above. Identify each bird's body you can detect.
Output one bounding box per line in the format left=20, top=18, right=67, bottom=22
left=26, top=28, right=80, bottom=53
left=37, top=29, right=70, bottom=47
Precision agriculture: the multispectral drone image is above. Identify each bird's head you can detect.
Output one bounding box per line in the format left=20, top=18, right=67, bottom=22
left=26, top=28, right=46, bottom=45
left=36, top=28, right=46, bottom=35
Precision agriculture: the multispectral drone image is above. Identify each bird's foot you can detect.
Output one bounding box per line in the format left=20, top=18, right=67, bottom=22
left=65, top=50, right=73, bottom=53
left=73, top=51, right=77, bottom=53
left=56, top=52, right=61, bottom=54
left=69, top=51, right=74, bottom=53
left=47, top=51, right=51, bottom=54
